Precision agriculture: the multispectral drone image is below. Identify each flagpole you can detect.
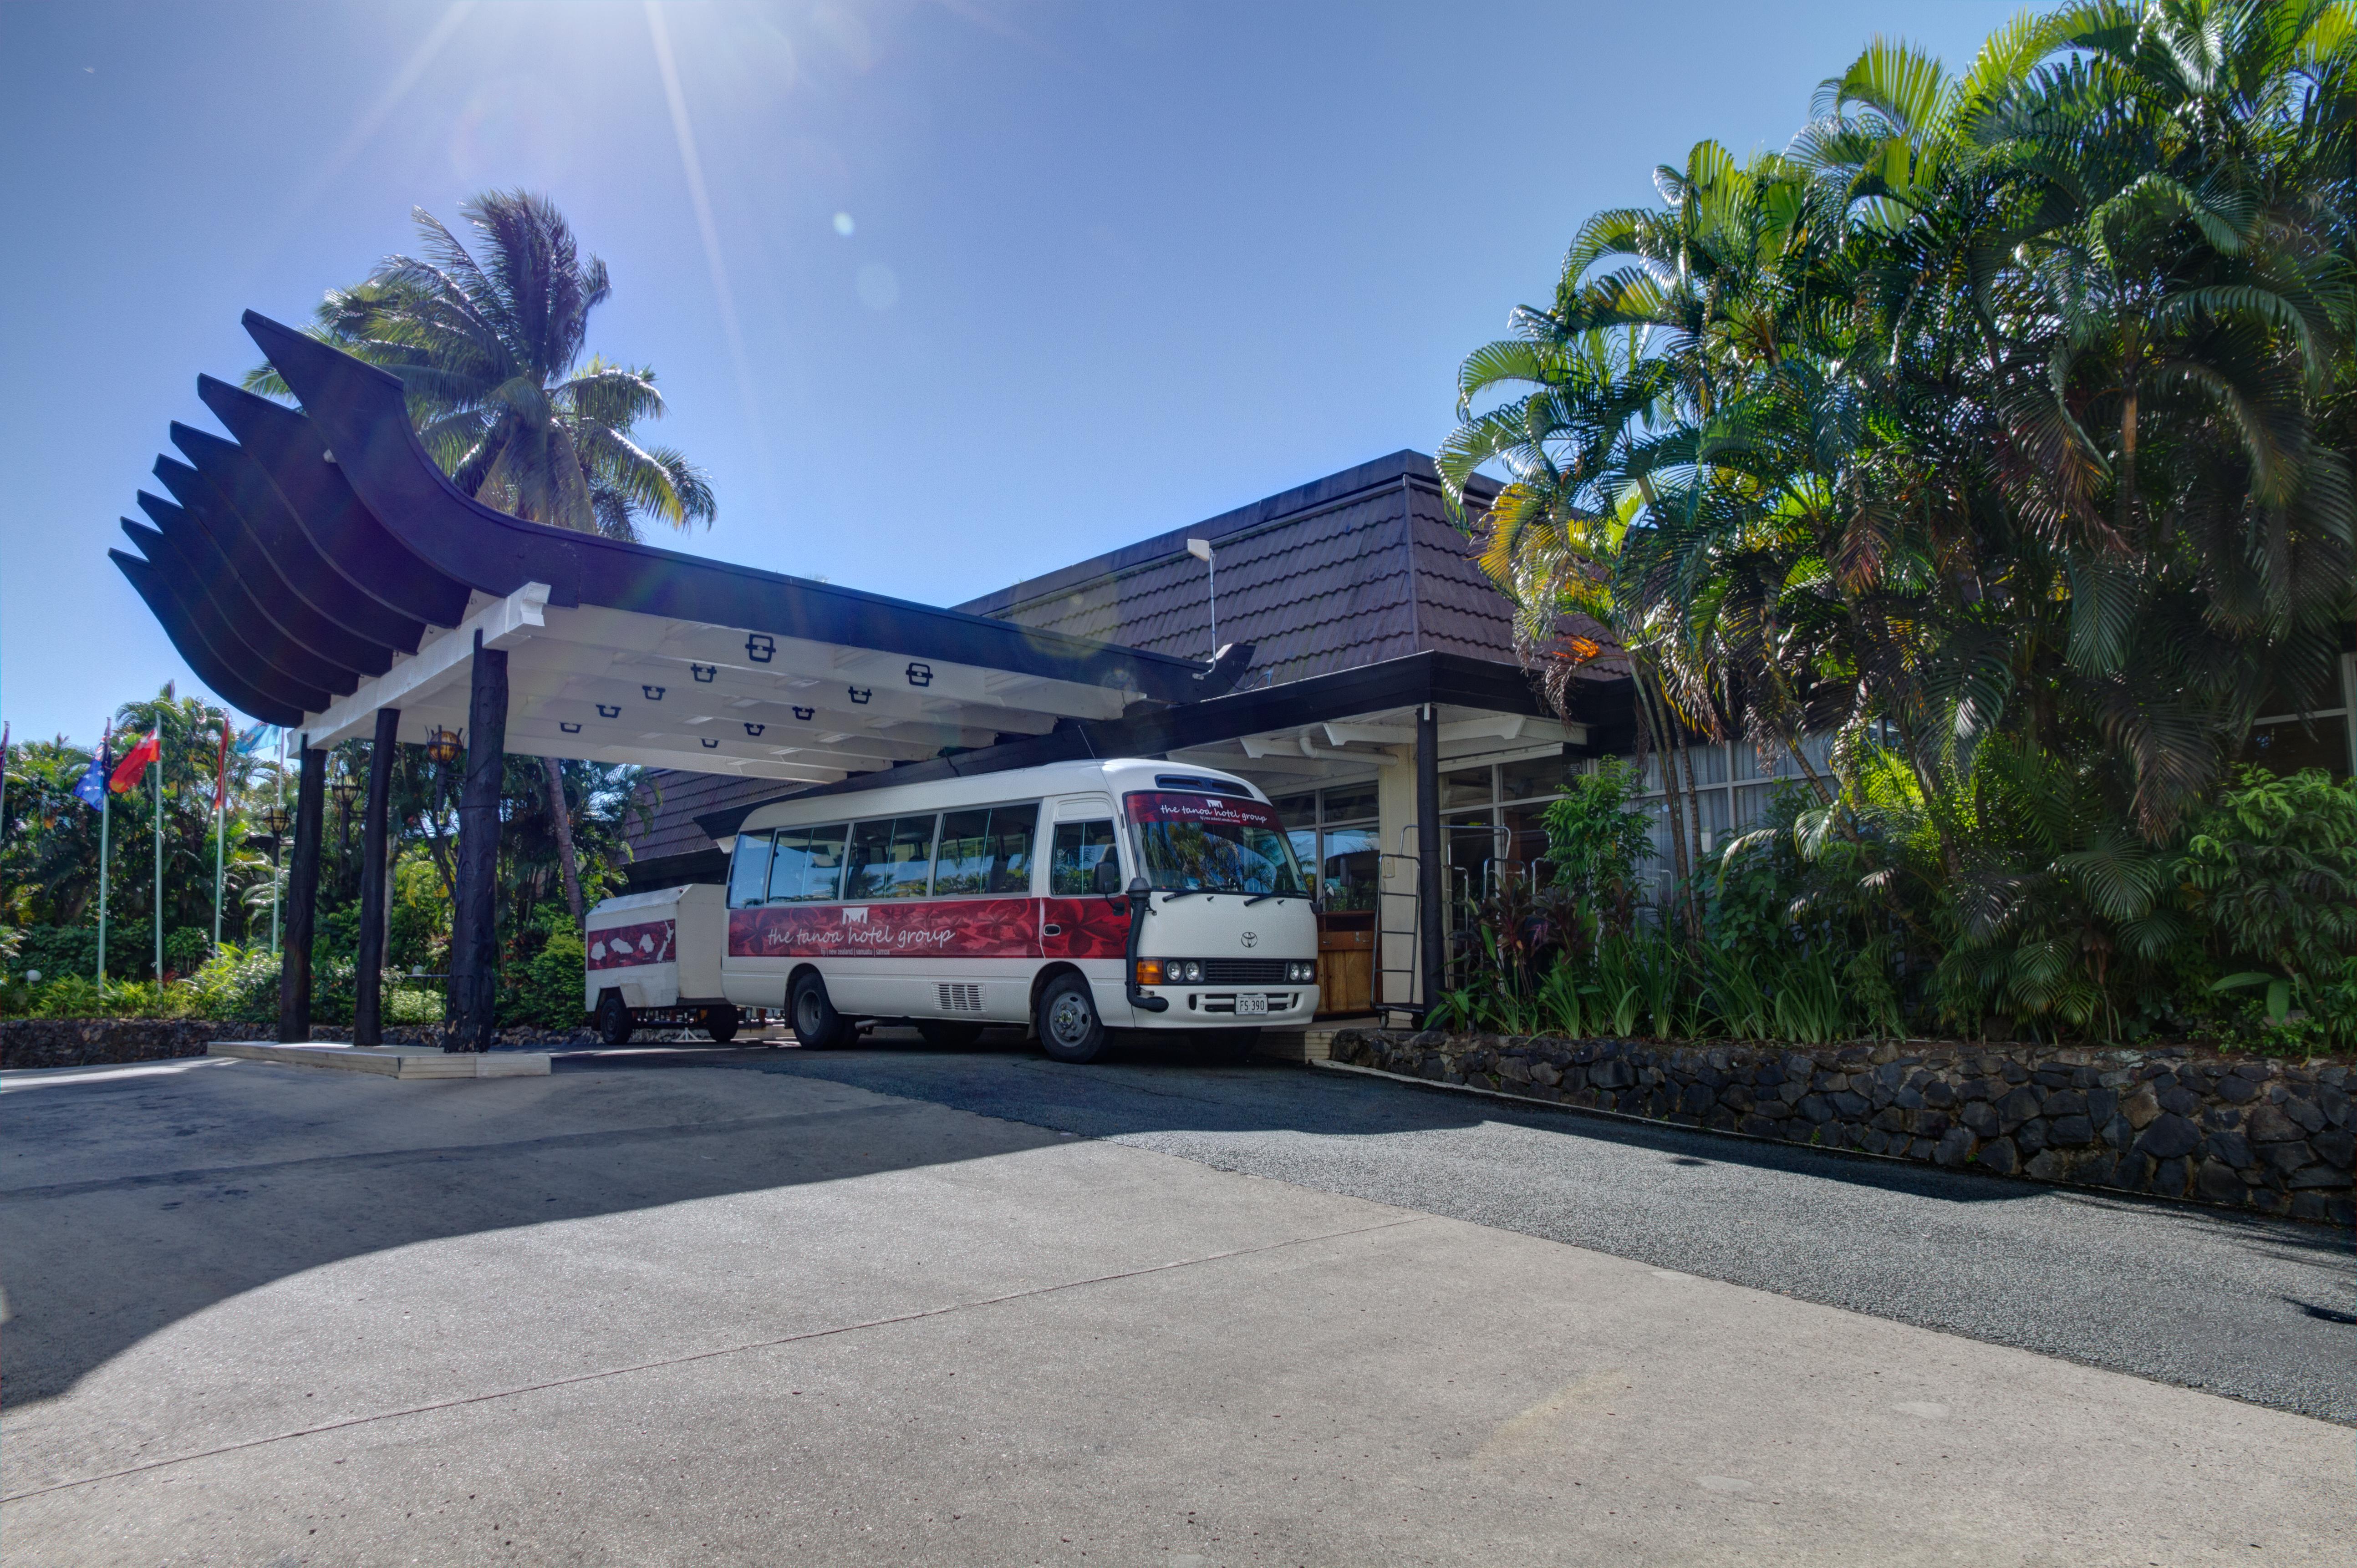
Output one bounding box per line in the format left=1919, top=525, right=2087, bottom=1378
left=97, top=723, right=110, bottom=998
left=271, top=728, right=284, bottom=955
left=154, top=745, right=164, bottom=982
left=213, top=718, right=228, bottom=956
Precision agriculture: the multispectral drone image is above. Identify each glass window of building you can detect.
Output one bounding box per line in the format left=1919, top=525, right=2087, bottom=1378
left=1499, top=756, right=1564, bottom=804
left=1441, top=766, right=1493, bottom=810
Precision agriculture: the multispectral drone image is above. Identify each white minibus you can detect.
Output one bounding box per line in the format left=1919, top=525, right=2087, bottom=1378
left=710, top=757, right=1318, bottom=1062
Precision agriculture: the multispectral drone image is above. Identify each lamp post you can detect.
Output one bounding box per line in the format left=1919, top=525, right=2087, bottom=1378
left=1186, top=537, right=1219, bottom=660
left=264, top=802, right=288, bottom=954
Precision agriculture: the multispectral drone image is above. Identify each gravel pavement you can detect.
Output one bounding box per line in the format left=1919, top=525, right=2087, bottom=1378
left=583, top=1032, right=2357, bottom=1425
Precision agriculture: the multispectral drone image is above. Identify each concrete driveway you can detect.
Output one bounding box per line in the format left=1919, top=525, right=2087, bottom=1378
left=2, top=1043, right=2349, bottom=1566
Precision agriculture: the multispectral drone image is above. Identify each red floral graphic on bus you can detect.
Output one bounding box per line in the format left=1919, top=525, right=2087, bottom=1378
left=1041, top=897, right=1131, bottom=959
left=588, top=918, right=675, bottom=971
left=730, top=899, right=1046, bottom=959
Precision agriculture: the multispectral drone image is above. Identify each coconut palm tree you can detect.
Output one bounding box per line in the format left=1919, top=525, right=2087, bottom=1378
left=249, top=190, right=719, bottom=925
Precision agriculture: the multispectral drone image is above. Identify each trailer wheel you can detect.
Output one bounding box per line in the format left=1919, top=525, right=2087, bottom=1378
left=790, top=973, right=856, bottom=1050
left=915, top=1020, right=984, bottom=1049
left=1036, top=974, right=1106, bottom=1064
left=596, top=991, right=635, bottom=1046
left=696, top=1005, right=741, bottom=1045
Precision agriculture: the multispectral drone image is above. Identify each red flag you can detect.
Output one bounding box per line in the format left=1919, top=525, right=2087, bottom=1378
left=214, top=718, right=231, bottom=809
left=110, top=730, right=161, bottom=794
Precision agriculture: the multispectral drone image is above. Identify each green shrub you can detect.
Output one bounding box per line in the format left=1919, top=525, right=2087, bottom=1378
left=20, top=974, right=190, bottom=1019
left=2183, top=768, right=2357, bottom=1019
left=13, top=924, right=152, bottom=985
left=505, top=925, right=586, bottom=1028
left=386, top=986, right=444, bottom=1026
left=163, top=925, right=210, bottom=975
left=182, top=944, right=283, bottom=1023
left=1543, top=760, right=1654, bottom=928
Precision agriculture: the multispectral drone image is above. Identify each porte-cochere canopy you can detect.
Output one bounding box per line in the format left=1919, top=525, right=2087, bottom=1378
left=112, top=312, right=1253, bottom=784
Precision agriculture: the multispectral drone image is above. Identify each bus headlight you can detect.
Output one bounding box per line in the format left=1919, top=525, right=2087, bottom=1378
left=1176, top=960, right=1203, bottom=983
left=1288, top=961, right=1315, bottom=983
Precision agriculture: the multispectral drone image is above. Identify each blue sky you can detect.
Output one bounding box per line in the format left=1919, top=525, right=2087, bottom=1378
left=0, top=0, right=2011, bottom=745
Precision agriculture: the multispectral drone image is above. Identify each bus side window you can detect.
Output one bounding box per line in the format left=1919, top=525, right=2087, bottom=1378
left=937, top=803, right=1041, bottom=896
left=848, top=816, right=938, bottom=899
left=770, top=824, right=849, bottom=902
left=728, top=831, right=774, bottom=907
left=989, top=803, right=1039, bottom=894
left=1049, top=819, right=1118, bottom=895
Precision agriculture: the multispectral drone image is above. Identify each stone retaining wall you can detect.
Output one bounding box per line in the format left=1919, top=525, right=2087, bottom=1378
left=1329, top=1029, right=2355, bottom=1226
left=1, top=1020, right=597, bottom=1070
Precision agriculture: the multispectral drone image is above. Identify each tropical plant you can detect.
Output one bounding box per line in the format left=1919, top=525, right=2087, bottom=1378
left=1542, top=759, right=1655, bottom=933
left=1436, top=0, right=2357, bottom=1042
left=2183, top=766, right=2357, bottom=1031
left=247, top=190, right=713, bottom=924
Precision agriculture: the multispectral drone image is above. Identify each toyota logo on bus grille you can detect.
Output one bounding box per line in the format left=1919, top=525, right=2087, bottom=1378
left=1240, top=931, right=1258, bottom=947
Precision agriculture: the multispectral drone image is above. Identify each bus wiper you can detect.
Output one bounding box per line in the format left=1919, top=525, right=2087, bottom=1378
left=1243, top=891, right=1301, bottom=906
left=1157, top=888, right=1208, bottom=902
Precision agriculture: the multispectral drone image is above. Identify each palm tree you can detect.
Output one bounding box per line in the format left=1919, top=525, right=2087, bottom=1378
left=1441, top=0, right=2357, bottom=1033
left=249, top=191, right=718, bottom=926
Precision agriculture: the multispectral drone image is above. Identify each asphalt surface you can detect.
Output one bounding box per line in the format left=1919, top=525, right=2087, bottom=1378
left=588, top=1031, right=2357, bottom=1425
left=2, top=1044, right=2349, bottom=1567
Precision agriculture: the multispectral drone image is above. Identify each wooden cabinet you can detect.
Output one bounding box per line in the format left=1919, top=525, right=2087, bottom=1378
left=1316, top=912, right=1374, bottom=1016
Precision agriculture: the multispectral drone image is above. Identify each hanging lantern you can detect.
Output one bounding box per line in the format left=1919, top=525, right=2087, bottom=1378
left=425, top=726, right=463, bottom=765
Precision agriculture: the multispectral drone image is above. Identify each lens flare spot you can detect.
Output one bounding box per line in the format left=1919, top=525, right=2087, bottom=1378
left=832, top=212, right=855, bottom=237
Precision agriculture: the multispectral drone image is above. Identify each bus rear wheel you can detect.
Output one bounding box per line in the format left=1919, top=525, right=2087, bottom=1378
left=695, top=1005, right=741, bottom=1045
left=595, top=990, right=635, bottom=1046
left=790, top=973, right=856, bottom=1050
left=1036, top=974, right=1106, bottom=1064
left=916, top=1020, right=984, bottom=1049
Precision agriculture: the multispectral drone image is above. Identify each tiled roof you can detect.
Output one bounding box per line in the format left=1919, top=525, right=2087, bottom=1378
left=623, top=451, right=1624, bottom=875
left=957, top=450, right=1624, bottom=687
left=621, top=769, right=790, bottom=863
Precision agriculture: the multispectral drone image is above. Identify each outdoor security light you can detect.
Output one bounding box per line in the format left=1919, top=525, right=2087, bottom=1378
left=1186, top=537, right=1219, bottom=658
left=425, top=726, right=463, bottom=765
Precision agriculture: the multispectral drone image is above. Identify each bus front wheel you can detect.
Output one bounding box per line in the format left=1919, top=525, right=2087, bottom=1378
left=1036, top=974, right=1107, bottom=1065
left=790, top=974, right=856, bottom=1050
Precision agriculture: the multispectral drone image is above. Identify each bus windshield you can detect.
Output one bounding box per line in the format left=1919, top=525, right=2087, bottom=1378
left=1124, top=791, right=1308, bottom=896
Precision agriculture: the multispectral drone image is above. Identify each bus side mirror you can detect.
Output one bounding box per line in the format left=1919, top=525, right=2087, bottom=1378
left=1093, top=858, right=1123, bottom=896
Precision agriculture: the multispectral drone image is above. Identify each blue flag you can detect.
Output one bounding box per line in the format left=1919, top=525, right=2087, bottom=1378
left=72, top=734, right=112, bottom=811
left=72, top=756, right=108, bottom=809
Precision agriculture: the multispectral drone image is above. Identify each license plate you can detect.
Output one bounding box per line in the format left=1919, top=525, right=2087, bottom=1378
left=1236, top=994, right=1269, bottom=1015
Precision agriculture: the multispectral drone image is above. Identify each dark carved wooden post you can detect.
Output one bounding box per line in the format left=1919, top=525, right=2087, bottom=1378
left=276, top=742, right=326, bottom=1042
left=1416, top=704, right=1444, bottom=1014
left=447, top=634, right=507, bottom=1051
left=353, top=706, right=401, bottom=1047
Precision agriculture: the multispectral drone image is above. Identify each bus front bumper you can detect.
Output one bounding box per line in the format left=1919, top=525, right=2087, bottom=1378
left=1118, top=985, right=1319, bottom=1029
